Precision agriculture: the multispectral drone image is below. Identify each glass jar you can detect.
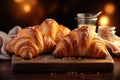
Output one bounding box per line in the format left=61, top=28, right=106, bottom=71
left=76, top=13, right=97, bottom=32
left=98, top=26, right=116, bottom=41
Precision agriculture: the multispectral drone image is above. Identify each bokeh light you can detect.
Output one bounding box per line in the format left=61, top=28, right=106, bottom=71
left=104, top=3, right=115, bottom=15
left=23, top=4, right=31, bottom=13
left=14, top=0, right=23, bottom=3
left=99, top=15, right=109, bottom=26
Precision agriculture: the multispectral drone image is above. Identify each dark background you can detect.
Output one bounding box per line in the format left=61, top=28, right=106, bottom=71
left=0, top=0, right=120, bottom=35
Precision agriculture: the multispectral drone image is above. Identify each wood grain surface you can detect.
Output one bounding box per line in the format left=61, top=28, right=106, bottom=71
left=12, top=52, right=114, bottom=72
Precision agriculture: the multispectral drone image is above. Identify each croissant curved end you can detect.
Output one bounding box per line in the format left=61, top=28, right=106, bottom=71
left=21, top=51, right=33, bottom=59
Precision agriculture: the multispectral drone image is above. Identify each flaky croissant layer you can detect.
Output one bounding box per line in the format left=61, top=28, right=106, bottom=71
left=53, top=26, right=108, bottom=58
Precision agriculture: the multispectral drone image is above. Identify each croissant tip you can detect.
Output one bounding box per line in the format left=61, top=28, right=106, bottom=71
left=21, top=51, right=33, bottom=59
left=53, top=50, right=57, bottom=56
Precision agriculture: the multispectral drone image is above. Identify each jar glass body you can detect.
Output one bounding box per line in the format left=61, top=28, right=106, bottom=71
left=77, top=13, right=97, bottom=32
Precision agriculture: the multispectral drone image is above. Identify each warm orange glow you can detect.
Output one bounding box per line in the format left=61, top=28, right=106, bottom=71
left=104, top=3, right=115, bottom=14
left=14, top=0, right=23, bottom=3
left=99, top=16, right=109, bottom=26
left=23, top=4, right=31, bottom=13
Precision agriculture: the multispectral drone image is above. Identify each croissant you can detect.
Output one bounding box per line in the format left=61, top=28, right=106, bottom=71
left=53, top=26, right=108, bottom=58
left=6, top=27, right=56, bottom=59
left=38, top=19, right=71, bottom=43
left=6, top=19, right=70, bottom=59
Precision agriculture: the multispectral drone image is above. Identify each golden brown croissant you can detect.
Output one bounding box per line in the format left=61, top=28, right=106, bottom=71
left=6, top=19, right=70, bottom=59
left=38, top=19, right=70, bottom=43
left=6, top=27, right=56, bottom=59
left=86, top=38, right=108, bottom=58
left=53, top=26, right=108, bottom=58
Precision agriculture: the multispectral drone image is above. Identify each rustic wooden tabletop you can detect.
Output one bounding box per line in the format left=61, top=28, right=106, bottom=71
left=0, top=55, right=120, bottom=80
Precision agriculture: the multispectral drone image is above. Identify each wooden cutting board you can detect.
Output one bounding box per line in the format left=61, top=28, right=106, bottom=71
left=12, top=52, right=114, bottom=72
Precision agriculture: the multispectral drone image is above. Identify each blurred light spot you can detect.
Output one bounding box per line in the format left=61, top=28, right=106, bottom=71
left=104, top=3, right=115, bottom=14
left=99, top=15, right=109, bottom=26
left=23, top=4, right=31, bottom=13
left=26, top=0, right=37, bottom=6
left=14, top=0, right=23, bottom=3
